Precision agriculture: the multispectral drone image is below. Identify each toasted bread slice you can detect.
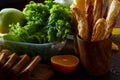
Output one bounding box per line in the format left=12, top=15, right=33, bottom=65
left=0, top=52, right=8, bottom=69
left=19, top=55, right=41, bottom=74
left=0, top=53, right=18, bottom=72
left=17, top=56, right=41, bottom=80
left=0, top=52, right=8, bottom=80
left=10, top=54, right=30, bottom=74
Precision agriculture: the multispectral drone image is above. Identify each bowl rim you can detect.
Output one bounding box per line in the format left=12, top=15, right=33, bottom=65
left=0, top=34, right=66, bottom=46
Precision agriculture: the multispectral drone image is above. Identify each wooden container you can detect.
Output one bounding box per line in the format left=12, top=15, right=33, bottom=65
left=77, top=35, right=112, bottom=76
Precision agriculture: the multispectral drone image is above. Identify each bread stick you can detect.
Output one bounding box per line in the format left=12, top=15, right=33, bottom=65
left=104, top=0, right=120, bottom=38
left=71, top=7, right=89, bottom=41
left=91, top=18, right=107, bottom=41
left=103, top=0, right=113, bottom=18
left=85, top=0, right=94, bottom=38
left=93, top=0, right=103, bottom=25
left=78, top=16, right=89, bottom=41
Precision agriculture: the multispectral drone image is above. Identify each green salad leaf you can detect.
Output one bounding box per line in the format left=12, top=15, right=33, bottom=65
left=3, top=0, right=74, bottom=43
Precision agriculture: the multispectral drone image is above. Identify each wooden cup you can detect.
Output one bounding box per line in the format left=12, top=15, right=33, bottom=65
left=77, top=35, right=112, bottom=76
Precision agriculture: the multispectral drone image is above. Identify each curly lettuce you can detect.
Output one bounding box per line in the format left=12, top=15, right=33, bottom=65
left=3, top=1, right=74, bottom=43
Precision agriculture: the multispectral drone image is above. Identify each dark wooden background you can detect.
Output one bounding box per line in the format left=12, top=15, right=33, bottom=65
left=0, top=0, right=44, bottom=10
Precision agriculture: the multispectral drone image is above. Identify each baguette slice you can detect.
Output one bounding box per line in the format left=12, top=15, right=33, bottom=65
left=91, top=18, right=107, bottom=41
left=104, top=0, right=120, bottom=38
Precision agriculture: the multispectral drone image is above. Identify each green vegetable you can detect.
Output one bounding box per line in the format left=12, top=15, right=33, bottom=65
left=3, top=0, right=74, bottom=43
left=47, top=3, right=73, bottom=42
left=23, top=1, right=50, bottom=27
